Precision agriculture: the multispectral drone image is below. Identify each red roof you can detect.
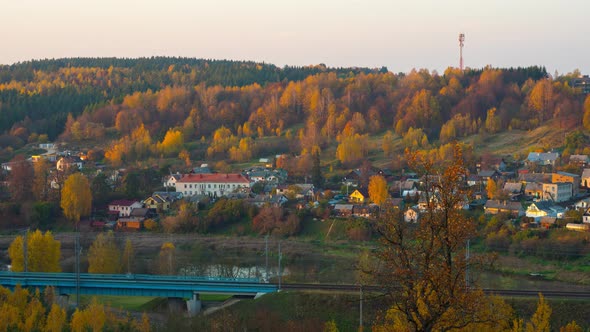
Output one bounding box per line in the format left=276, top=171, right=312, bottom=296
left=177, top=173, right=250, bottom=184
left=108, top=199, right=140, bottom=207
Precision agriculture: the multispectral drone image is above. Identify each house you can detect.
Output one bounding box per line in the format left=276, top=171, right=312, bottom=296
left=352, top=205, right=377, bottom=218
left=248, top=194, right=288, bottom=208
left=143, top=194, right=171, bottom=212
left=484, top=200, right=525, bottom=217
left=477, top=157, right=507, bottom=172
left=56, top=156, right=83, bottom=171
left=582, top=207, right=590, bottom=224
left=404, top=207, right=420, bottom=223
left=298, top=184, right=316, bottom=200
left=477, top=170, right=500, bottom=186
left=552, top=171, right=580, bottom=196
left=163, top=173, right=182, bottom=188
left=333, top=204, right=353, bottom=217
left=39, top=143, right=56, bottom=150
left=388, top=198, right=404, bottom=209
left=526, top=152, right=559, bottom=166
left=192, top=164, right=213, bottom=174
left=503, top=182, right=523, bottom=194
left=152, top=191, right=183, bottom=202
left=108, top=200, right=143, bottom=217
left=349, top=189, right=369, bottom=203
left=129, top=207, right=151, bottom=220
left=526, top=201, right=565, bottom=220
left=466, top=174, right=481, bottom=188
left=582, top=169, right=590, bottom=188
left=524, top=182, right=543, bottom=200
left=116, top=218, right=142, bottom=230
left=539, top=217, right=557, bottom=229
left=175, top=173, right=251, bottom=198
left=519, top=173, right=552, bottom=183
left=243, top=167, right=287, bottom=184
left=541, top=182, right=572, bottom=203
left=391, top=180, right=417, bottom=196
left=569, top=154, right=589, bottom=166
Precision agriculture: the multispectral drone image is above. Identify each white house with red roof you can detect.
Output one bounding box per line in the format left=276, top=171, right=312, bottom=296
left=108, top=199, right=143, bottom=217
left=175, top=173, right=250, bottom=197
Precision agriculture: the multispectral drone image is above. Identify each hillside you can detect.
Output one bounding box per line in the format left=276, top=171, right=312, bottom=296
left=0, top=57, right=587, bottom=171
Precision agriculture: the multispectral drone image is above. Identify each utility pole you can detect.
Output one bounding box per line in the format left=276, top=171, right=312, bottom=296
left=278, top=241, right=282, bottom=290
left=466, top=239, right=470, bottom=287
left=75, top=225, right=80, bottom=308
left=23, top=229, right=28, bottom=273
left=265, top=235, right=269, bottom=283
left=359, top=284, right=363, bottom=331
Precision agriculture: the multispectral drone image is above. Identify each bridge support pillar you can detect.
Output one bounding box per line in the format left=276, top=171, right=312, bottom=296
left=168, top=297, right=185, bottom=314
left=186, top=293, right=201, bottom=317
left=57, top=294, right=69, bottom=308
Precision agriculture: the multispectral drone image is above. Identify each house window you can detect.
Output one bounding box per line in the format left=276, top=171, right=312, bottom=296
left=208, top=184, right=211, bottom=188
left=184, top=184, right=187, bottom=188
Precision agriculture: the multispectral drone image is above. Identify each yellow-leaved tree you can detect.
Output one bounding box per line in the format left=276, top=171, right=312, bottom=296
left=8, top=230, right=61, bottom=272
left=70, top=298, right=107, bottom=332
left=87, top=232, right=122, bottom=274
left=157, top=129, right=184, bottom=156
left=368, top=175, right=389, bottom=206
left=60, top=173, right=92, bottom=224
left=45, top=304, right=67, bottom=332
left=122, top=238, right=135, bottom=274
left=157, top=242, right=176, bottom=275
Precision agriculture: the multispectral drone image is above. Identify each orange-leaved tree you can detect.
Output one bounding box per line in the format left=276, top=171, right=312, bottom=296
left=368, top=175, right=389, bottom=206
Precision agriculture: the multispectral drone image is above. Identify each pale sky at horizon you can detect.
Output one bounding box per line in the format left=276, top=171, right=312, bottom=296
left=2, top=0, right=589, bottom=74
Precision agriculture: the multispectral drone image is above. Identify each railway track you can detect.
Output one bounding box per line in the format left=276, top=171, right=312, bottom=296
left=280, top=283, right=590, bottom=299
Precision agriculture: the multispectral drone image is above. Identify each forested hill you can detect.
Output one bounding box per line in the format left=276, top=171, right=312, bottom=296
left=0, top=57, right=587, bottom=169
left=0, top=57, right=381, bottom=141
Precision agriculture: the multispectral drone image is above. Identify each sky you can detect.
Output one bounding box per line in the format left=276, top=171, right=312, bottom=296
left=1, top=0, right=589, bottom=74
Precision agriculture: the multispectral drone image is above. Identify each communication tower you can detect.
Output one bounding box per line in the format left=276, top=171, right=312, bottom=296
left=459, top=33, right=465, bottom=71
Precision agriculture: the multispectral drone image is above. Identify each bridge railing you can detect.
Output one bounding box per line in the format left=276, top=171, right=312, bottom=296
left=0, top=272, right=260, bottom=283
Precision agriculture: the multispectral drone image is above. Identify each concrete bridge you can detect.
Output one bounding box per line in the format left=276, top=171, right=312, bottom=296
left=0, top=272, right=277, bottom=315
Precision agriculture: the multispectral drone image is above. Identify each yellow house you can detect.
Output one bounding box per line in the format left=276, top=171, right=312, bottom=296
left=143, top=194, right=171, bottom=212
left=349, top=189, right=368, bottom=203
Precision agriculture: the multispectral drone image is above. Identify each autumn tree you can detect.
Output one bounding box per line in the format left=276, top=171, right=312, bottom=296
left=311, top=150, right=324, bottom=188
left=90, top=172, right=111, bottom=207
left=157, top=128, right=184, bottom=156
left=122, top=238, right=135, bottom=274
left=382, top=130, right=396, bottom=157
left=252, top=206, right=301, bottom=236
left=525, top=294, right=551, bottom=332
left=336, top=133, right=369, bottom=166
left=8, top=155, right=34, bottom=202
left=528, top=79, right=554, bottom=123
left=8, top=230, right=61, bottom=272
left=485, top=107, right=501, bottom=133
left=371, top=144, right=505, bottom=331
left=70, top=298, right=107, bottom=332
left=368, top=175, right=388, bottom=205
left=157, top=242, right=176, bottom=275
left=583, top=95, right=590, bottom=131
left=45, top=304, right=67, bottom=332
left=87, top=232, right=122, bottom=274
left=32, top=158, right=51, bottom=201
left=486, top=178, right=498, bottom=199
left=61, top=173, right=92, bottom=224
